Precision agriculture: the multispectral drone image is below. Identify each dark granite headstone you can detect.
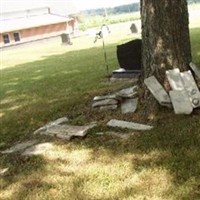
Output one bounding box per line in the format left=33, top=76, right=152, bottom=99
left=61, top=33, right=72, bottom=45
left=112, top=39, right=142, bottom=78
left=116, top=39, right=141, bottom=70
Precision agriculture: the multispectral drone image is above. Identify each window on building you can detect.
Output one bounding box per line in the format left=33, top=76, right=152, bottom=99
left=3, top=34, right=10, bottom=44
left=13, top=32, right=20, bottom=42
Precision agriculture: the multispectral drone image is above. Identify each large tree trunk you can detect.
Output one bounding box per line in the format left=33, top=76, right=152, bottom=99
left=141, top=0, right=192, bottom=83
left=140, top=0, right=192, bottom=116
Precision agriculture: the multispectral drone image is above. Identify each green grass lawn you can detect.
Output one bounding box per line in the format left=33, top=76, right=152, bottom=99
left=1, top=19, right=200, bottom=200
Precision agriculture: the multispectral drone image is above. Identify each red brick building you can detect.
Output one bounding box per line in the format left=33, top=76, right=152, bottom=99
left=0, top=7, right=77, bottom=47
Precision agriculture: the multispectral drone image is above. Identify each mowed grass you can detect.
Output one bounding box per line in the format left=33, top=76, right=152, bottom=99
left=1, top=18, right=200, bottom=200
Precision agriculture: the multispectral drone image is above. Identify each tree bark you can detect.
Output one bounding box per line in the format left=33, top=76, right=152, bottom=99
left=141, top=0, right=192, bottom=83
left=140, top=0, right=192, bottom=116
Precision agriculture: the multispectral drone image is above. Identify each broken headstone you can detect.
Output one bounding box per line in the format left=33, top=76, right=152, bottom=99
left=180, top=70, right=200, bottom=108
left=169, top=90, right=193, bottom=115
left=121, top=98, right=138, bottom=114
left=92, top=99, right=118, bottom=108
left=35, top=124, right=96, bottom=140
left=93, top=94, right=118, bottom=101
left=34, top=117, right=68, bottom=134
left=116, top=86, right=138, bottom=98
left=144, top=76, right=171, bottom=107
left=99, top=105, right=118, bottom=111
left=107, top=119, right=153, bottom=131
left=166, top=68, right=185, bottom=90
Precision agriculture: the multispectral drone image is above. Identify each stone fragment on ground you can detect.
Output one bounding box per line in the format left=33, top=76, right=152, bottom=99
left=35, top=124, right=96, bottom=140
left=34, top=117, right=68, bottom=134
left=121, top=98, right=138, bottom=114
left=166, top=68, right=185, bottom=90
left=92, top=99, right=118, bottom=108
left=181, top=70, right=200, bottom=108
left=116, top=86, right=138, bottom=98
left=189, top=62, right=200, bottom=80
left=1, top=140, right=38, bottom=154
left=22, top=142, right=54, bottom=156
left=107, top=119, right=153, bottom=131
left=144, top=76, right=171, bottom=107
left=99, top=105, right=118, bottom=111
left=0, top=168, right=9, bottom=176
left=169, top=90, right=193, bottom=115
left=93, top=94, right=118, bottom=101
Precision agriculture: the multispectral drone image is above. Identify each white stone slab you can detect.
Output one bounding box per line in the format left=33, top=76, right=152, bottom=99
left=34, top=117, right=68, bottom=134
left=107, top=119, right=153, bottom=131
left=116, top=86, right=138, bottom=98
left=92, top=99, right=118, bottom=108
left=0, top=168, right=9, bottom=176
left=40, top=124, right=96, bottom=140
left=144, top=76, right=171, bottom=106
left=1, top=140, right=38, bottom=154
left=169, top=90, right=193, bottom=114
left=93, top=94, right=117, bottom=101
left=189, top=62, right=200, bottom=80
left=121, top=98, right=138, bottom=114
left=166, top=68, right=185, bottom=90
left=181, top=70, right=200, bottom=107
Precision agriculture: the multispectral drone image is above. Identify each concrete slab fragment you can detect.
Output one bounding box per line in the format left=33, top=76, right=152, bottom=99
left=116, top=86, right=138, bottom=98
left=144, top=76, right=171, bottom=106
left=22, top=142, right=54, bottom=156
left=166, top=68, right=185, bottom=90
left=34, top=117, right=68, bottom=134
left=107, top=119, right=153, bottom=130
left=189, top=62, right=200, bottom=80
left=181, top=70, right=200, bottom=107
left=121, top=98, right=138, bottom=114
left=1, top=140, right=38, bottom=154
left=169, top=90, right=193, bottom=114
left=40, top=124, right=96, bottom=140
left=92, top=99, right=118, bottom=108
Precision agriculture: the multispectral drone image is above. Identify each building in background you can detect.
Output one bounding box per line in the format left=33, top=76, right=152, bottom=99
left=0, top=7, right=79, bottom=48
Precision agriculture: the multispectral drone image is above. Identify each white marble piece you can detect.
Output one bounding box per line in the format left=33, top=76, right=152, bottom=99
left=107, top=119, right=153, bottom=130
left=166, top=68, right=185, bottom=90
left=121, top=98, right=138, bottom=114
left=169, top=90, right=193, bottom=114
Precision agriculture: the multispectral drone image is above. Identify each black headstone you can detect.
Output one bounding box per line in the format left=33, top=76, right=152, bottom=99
left=116, top=39, right=141, bottom=70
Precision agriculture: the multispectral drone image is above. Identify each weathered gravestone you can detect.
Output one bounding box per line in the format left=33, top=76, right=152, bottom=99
left=169, top=90, right=193, bottom=114
left=144, top=76, right=171, bottom=107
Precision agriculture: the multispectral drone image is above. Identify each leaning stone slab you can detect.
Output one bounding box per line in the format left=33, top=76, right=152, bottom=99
left=116, top=86, right=138, bottom=98
left=189, top=62, right=200, bottom=80
left=33, top=117, right=68, bottom=134
left=107, top=119, right=153, bottom=131
left=169, top=90, right=193, bottom=114
left=1, top=140, right=38, bottom=154
left=38, top=124, right=96, bottom=140
left=22, top=142, right=54, bottom=156
left=166, top=68, right=185, bottom=90
left=92, top=99, right=118, bottom=108
left=144, top=76, right=171, bottom=106
left=121, top=98, right=138, bottom=114
left=181, top=70, right=200, bottom=108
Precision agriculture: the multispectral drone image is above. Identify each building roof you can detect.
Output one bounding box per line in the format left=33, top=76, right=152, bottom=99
left=0, top=13, right=73, bottom=34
